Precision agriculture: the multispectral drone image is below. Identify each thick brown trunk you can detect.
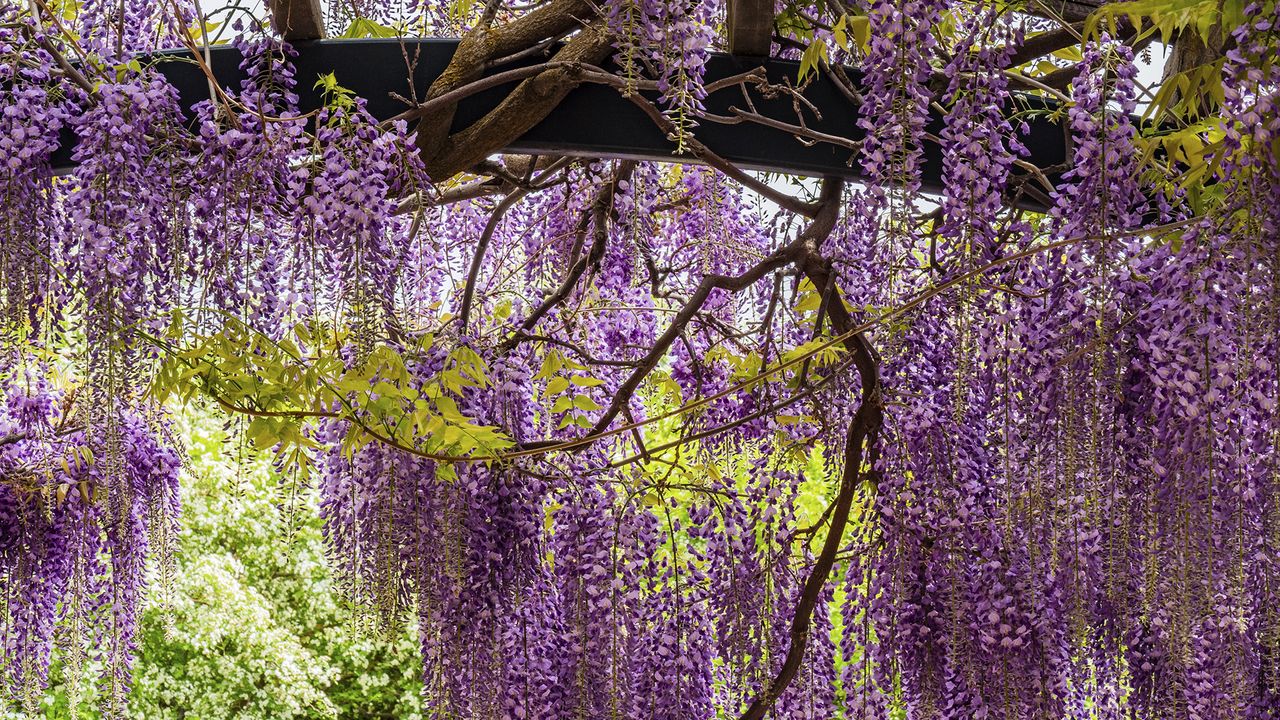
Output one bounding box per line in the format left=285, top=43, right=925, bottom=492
left=422, top=25, right=612, bottom=180
left=414, top=0, right=597, bottom=179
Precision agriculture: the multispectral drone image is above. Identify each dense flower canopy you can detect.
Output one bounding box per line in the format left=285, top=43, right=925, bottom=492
left=1, top=0, right=1278, bottom=718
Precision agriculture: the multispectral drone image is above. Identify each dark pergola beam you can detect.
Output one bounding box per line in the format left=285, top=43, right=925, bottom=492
left=268, top=0, right=325, bottom=41
left=727, top=0, right=774, bottom=56
left=46, top=40, right=1073, bottom=211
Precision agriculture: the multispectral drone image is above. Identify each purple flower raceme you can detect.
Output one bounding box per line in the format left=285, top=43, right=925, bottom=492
left=298, top=97, right=426, bottom=353
left=940, top=7, right=1025, bottom=251
left=187, top=35, right=310, bottom=333
left=859, top=0, right=948, bottom=197
left=603, top=0, right=717, bottom=149
left=1051, top=38, right=1148, bottom=241
left=0, top=10, right=73, bottom=336
left=0, top=381, right=179, bottom=718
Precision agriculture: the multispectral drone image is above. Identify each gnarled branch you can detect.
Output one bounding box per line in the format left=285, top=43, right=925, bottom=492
left=414, top=0, right=597, bottom=177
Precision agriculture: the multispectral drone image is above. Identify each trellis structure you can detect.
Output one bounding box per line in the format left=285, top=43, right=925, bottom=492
left=48, top=39, right=1072, bottom=211
left=45, top=0, right=1136, bottom=212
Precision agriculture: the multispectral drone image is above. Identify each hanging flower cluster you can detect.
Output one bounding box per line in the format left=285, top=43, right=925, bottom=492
left=0, top=9, right=71, bottom=339
left=0, top=377, right=180, bottom=716
left=604, top=0, right=717, bottom=149
left=858, top=0, right=947, bottom=195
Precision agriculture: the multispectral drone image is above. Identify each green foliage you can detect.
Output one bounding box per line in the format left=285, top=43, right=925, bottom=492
left=534, top=349, right=605, bottom=429
left=1086, top=0, right=1248, bottom=127
left=785, top=9, right=870, bottom=83
left=137, top=412, right=422, bottom=719
left=1086, top=0, right=1248, bottom=46
left=146, top=316, right=513, bottom=478
left=337, top=19, right=403, bottom=39
left=799, top=39, right=830, bottom=84
left=24, top=411, right=424, bottom=720
left=314, top=74, right=358, bottom=114
left=832, top=14, right=871, bottom=58
left=1076, top=0, right=1270, bottom=220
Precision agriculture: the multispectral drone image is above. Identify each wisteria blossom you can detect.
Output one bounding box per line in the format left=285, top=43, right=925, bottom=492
left=1, top=0, right=1278, bottom=718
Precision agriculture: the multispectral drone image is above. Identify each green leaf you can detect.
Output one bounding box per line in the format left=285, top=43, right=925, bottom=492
left=247, top=417, right=282, bottom=450
left=849, top=16, right=870, bottom=54
left=833, top=15, right=850, bottom=52
left=441, top=425, right=464, bottom=447
left=794, top=278, right=822, bottom=314
left=798, top=38, right=829, bottom=83
left=535, top=350, right=564, bottom=380
left=435, top=395, right=466, bottom=422
left=315, top=72, right=339, bottom=94
left=339, top=17, right=402, bottom=38
left=572, top=395, right=602, bottom=412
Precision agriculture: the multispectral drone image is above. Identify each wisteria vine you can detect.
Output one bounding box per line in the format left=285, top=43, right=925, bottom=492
left=1, top=0, right=1278, bottom=718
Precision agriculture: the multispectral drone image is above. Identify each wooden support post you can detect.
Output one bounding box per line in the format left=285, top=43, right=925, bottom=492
left=727, top=0, right=774, bottom=57
left=269, top=0, right=325, bottom=41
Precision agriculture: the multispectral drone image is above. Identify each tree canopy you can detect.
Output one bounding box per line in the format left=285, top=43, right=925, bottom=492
left=33, top=410, right=424, bottom=720
left=1, top=0, right=1278, bottom=718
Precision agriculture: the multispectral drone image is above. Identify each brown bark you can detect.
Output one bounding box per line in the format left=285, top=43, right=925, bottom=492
left=737, top=182, right=883, bottom=720
left=1160, top=24, right=1229, bottom=114
left=268, top=0, right=325, bottom=41
left=1032, top=0, right=1119, bottom=24
left=511, top=161, right=636, bottom=338
left=422, top=24, right=612, bottom=180
left=415, top=0, right=597, bottom=178
left=1004, top=23, right=1085, bottom=68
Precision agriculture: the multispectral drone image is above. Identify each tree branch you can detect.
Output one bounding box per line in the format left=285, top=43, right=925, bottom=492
left=1004, top=23, right=1085, bottom=68
left=738, top=214, right=883, bottom=720
left=414, top=0, right=597, bottom=176
left=459, top=186, right=533, bottom=333
left=422, top=25, right=613, bottom=180
left=578, top=179, right=843, bottom=442
left=583, top=68, right=819, bottom=217
left=510, top=160, right=635, bottom=339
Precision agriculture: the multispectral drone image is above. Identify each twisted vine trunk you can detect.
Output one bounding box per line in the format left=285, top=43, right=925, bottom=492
left=737, top=182, right=884, bottom=720
left=413, top=0, right=608, bottom=181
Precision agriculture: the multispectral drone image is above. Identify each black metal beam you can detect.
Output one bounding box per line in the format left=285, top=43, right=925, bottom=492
left=47, top=39, right=1070, bottom=208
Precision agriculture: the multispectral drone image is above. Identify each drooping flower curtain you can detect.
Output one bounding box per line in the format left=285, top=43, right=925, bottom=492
left=1, top=1, right=1278, bottom=718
